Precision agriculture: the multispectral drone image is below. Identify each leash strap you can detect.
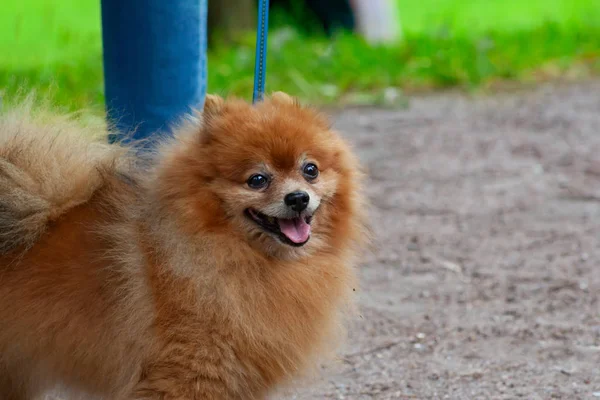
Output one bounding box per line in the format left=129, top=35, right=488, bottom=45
left=199, top=0, right=208, bottom=107
left=253, top=0, right=270, bottom=103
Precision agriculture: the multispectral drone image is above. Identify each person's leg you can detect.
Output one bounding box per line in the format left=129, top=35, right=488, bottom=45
left=351, top=0, right=402, bottom=44
left=304, top=0, right=355, bottom=35
left=267, top=0, right=355, bottom=36
left=101, top=0, right=207, bottom=145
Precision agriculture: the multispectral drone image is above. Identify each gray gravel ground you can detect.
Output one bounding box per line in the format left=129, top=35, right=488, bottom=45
left=279, top=81, right=600, bottom=400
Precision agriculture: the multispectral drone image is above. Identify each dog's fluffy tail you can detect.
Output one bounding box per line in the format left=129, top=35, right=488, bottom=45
left=0, top=101, right=124, bottom=254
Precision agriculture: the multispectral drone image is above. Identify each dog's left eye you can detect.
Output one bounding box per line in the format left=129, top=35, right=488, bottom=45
left=247, top=174, right=269, bottom=189
left=303, top=163, right=319, bottom=180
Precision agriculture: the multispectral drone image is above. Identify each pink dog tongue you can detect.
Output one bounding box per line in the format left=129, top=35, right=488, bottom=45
left=278, top=217, right=311, bottom=243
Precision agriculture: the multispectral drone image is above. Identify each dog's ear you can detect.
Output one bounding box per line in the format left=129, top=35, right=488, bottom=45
left=270, top=91, right=300, bottom=107
left=202, top=94, right=225, bottom=123
left=195, top=94, right=225, bottom=144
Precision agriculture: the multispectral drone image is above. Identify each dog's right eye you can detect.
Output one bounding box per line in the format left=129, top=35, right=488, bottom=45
left=247, top=174, right=269, bottom=189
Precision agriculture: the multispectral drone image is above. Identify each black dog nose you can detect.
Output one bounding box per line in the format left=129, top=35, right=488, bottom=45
left=284, top=191, right=310, bottom=212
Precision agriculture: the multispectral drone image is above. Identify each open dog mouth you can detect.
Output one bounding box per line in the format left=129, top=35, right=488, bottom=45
left=245, top=208, right=313, bottom=247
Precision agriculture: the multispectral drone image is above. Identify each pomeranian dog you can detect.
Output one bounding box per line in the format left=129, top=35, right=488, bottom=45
left=0, top=92, right=367, bottom=400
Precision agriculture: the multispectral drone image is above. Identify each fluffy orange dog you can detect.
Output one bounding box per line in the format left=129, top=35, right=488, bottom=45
left=0, top=93, right=367, bottom=399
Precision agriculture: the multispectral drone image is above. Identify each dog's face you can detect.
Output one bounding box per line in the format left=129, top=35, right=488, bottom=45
left=159, top=93, right=363, bottom=259
left=237, top=156, right=325, bottom=248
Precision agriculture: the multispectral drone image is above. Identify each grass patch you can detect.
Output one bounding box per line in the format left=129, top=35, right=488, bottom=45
left=1, top=0, right=599, bottom=111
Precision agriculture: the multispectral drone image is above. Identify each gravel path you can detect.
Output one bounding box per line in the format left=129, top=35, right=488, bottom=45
left=280, top=81, right=600, bottom=400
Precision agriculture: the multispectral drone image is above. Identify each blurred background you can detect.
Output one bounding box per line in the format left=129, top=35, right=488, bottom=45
left=1, top=0, right=599, bottom=112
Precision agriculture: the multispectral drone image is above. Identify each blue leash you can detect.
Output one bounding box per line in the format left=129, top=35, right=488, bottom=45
left=253, top=0, right=270, bottom=103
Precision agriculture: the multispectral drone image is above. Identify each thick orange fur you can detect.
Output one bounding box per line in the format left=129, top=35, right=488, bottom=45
left=0, top=93, right=367, bottom=399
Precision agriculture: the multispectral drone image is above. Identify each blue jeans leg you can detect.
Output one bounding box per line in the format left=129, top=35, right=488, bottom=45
left=101, top=0, right=207, bottom=145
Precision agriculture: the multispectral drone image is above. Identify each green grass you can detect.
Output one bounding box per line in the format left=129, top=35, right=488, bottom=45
left=1, top=0, right=599, bottom=112
left=398, top=0, right=599, bottom=33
